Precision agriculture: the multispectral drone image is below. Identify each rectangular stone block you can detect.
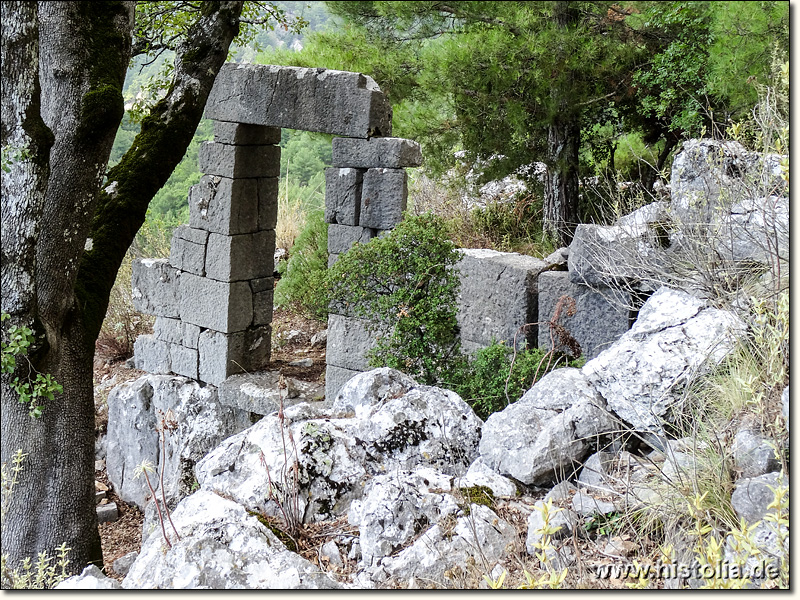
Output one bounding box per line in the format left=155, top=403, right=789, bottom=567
left=213, top=121, right=281, bottom=145
left=204, top=230, right=276, bottom=282
left=359, top=168, right=407, bottom=229
left=179, top=273, right=253, bottom=333
left=131, top=259, right=180, bottom=318
left=154, top=317, right=202, bottom=349
left=170, top=344, right=199, bottom=380
left=133, top=334, right=171, bottom=374
left=326, top=314, right=378, bottom=372
left=328, top=253, right=340, bottom=269
left=189, top=175, right=259, bottom=235
left=170, top=225, right=208, bottom=276
left=206, top=63, right=393, bottom=139
left=324, top=168, right=363, bottom=226
left=153, top=316, right=182, bottom=345
left=327, top=224, right=376, bottom=255
left=198, top=141, right=281, bottom=179
left=537, top=271, right=631, bottom=360
left=325, top=365, right=362, bottom=402
left=251, top=277, right=274, bottom=326
left=258, top=177, right=279, bottom=231
left=332, top=137, right=422, bottom=168
left=198, top=326, right=271, bottom=386
left=456, top=249, right=548, bottom=351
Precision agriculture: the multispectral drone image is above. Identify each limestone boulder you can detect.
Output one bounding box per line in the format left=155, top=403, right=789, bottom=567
left=733, top=427, right=780, bottom=479
left=731, top=472, right=787, bottom=525
left=379, top=504, right=518, bottom=586
left=54, top=565, right=122, bottom=590
left=670, top=139, right=786, bottom=224
left=479, top=368, right=616, bottom=486
left=582, top=287, right=744, bottom=433
left=106, top=374, right=251, bottom=511
left=123, top=490, right=343, bottom=589
left=348, top=470, right=460, bottom=567
left=196, top=369, right=482, bottom=522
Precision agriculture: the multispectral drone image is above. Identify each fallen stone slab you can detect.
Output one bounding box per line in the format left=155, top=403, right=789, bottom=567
left=206, top=63, right=393, bottom=139
left=332, top=137, right=422, bottom=168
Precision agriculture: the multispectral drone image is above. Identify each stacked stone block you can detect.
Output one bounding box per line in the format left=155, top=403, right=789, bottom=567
left=133, top=121, right=280, bottom=386
left=537, top=271, right=632, bottom=360
left=323, top=136, right=422, bottom=399
left=456, top=249, right=549, bottom=354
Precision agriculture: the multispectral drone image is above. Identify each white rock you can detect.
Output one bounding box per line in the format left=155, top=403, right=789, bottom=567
left=381, top=504, right=518, bottom=586
left=348, top=470, right=460, bottom=566
left=479, top=369, right=615, bottom=486
left=123, top=490, right=343, bottom=589
left=582, top=287, right=744, bottom=433
left=55, top=565, right=121, bottom=589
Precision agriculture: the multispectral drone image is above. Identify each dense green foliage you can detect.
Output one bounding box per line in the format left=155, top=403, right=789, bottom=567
left=445, top=341, right=584, bottom=421
left=260, top=0, right=787, bottom=240
left=274, top=209, right=330, bottom=319
left=328, top=213, right=462, bottom=384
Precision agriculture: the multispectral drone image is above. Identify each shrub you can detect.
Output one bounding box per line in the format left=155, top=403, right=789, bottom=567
left=328, top=212, right=462, bottom=384
left=274, top=208, right=329, bottom=321
left=445, top=341, right=584, bottom=421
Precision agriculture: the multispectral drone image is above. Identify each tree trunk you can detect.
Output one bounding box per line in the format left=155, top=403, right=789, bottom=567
left=2, top=1, right=134, bottom=574
left=543, top=1, right=581, bottom=247
left=544, top=118, right=580, bottom=247
left=2, top=1, right=245, bottom=576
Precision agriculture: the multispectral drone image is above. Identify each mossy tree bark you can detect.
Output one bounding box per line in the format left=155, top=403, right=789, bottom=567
left=1, top=0, right=244, bottom=575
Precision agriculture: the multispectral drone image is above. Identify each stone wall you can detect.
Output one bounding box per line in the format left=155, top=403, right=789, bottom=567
left=130, top=63, right=788, bottom=403
left=132, top=121, right=279, bottom=386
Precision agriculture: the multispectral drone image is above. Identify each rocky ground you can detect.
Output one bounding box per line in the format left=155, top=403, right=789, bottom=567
left=92, top=304, right=328, bottom=581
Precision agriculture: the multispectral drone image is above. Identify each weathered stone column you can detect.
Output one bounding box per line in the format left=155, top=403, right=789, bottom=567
left=132, top=121, right=280, bottom=385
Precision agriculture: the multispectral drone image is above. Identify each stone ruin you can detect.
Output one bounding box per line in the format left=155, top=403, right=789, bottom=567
left=130, top=63, right=640, bottom=399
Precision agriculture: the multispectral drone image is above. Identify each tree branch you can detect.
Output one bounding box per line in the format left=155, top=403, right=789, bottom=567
left=76, top=1, right=245, bottom=340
